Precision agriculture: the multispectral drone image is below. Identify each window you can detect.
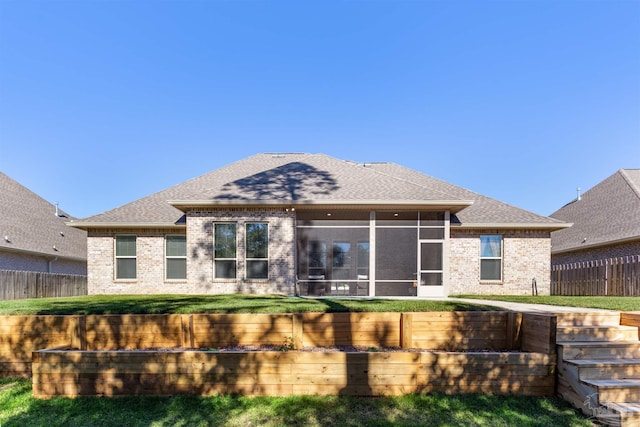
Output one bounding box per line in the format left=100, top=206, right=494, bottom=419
left=214, top=223, right=236, bottom=279
left=332, top=241, right=351, bottom=280
left=166, top=235, right=186, bottom=280
left=246, top=223, right=268, bottom=279
left=115, top=235, right=136, bottom=279
left=308, top=240, right=327, bottom=278
left=480, top=235, right=502, bottom=281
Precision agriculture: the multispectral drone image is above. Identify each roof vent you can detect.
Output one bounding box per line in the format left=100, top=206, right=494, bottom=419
left=576, top=187, right=581, bottom=201
left=54, top=202, right=67, bottom=218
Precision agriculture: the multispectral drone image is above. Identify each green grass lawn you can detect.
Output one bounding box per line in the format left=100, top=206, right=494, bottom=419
left=0, top=377, right=593, bottom=427
left=0, top=294, right=638, bottom=315
left=454, top=295, right=640, bottom=312
left=0, top=294, right=499, bottom=315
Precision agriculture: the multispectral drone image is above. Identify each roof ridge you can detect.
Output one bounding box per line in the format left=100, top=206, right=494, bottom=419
left=619, top=169, right=640, bottom=201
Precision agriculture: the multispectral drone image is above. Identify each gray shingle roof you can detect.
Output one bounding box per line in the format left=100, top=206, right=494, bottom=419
left=550, top=169, right=640, bottom=253
left=0, top=172, right=87, bottom=260
left=72, top=153, right=565, bottom=229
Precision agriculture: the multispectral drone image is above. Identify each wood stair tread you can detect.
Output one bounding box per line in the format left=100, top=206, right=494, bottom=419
left=603, top=402, right=640, bottom=414
left=567, top=359, right=640, bottom=366
left=558, top=340, right=640, bottom=346
left=558, top=325, right=638, bottom=331
left=584, top=378, right=640, bottom=387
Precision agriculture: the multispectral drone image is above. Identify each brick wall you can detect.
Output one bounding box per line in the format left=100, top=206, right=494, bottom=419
left=552, top=240, right=640, bottom=265
left=186, top=209, right=296, bottom=295
left=86, top=209, right=296, bottom=295
left=448, top=229, right=551, bottom=296
left=87, top=215, right=551, bottom=297
left=87, top=228, right=181, bottom=295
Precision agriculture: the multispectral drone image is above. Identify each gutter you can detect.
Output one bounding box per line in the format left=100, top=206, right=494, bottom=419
left=0, top=245, right=87, bottom=262
left=66, top=221, right=187, bottom=230
left=167, top=199, right=475, bottom=213
left=452, top=222, right=573, bottom=232
left=551, top=235, right=640, bottom=255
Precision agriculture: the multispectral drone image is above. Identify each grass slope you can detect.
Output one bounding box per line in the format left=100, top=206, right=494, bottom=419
left=454, top=295, right=640, bottom=312
left=0, top=294, right=498, bottom=315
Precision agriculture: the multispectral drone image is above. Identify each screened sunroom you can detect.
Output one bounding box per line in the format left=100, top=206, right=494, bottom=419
left=295, top=210, right=448, bottom=298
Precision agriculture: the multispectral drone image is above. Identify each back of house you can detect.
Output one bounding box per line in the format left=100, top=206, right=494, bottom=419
left=69, top=153, right=568, bottom=297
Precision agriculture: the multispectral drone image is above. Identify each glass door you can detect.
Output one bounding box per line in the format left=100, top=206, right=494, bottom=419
left=417, top=241, right=444, bottom=297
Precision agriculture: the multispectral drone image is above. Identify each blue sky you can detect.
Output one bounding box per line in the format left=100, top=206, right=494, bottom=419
left=1, top=0, right=638, bottom=219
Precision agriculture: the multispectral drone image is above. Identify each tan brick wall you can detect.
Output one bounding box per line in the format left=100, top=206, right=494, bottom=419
left=186, top=209, right=296, bottom=295
left=87, top=228, right=182, bottom=295
left=86, top=209, right=296, bottom=295
left=448, top=229, right=551, bottom=296
left=87, top=217, right=550, bottom=297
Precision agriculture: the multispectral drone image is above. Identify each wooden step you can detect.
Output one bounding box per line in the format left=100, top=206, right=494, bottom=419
left=559, top=341, right=640, bottom=361
left=566, top=358, right=640, bottom=380
left=557, top=369, right=640, bottom=426
left=557, top=325, right=639, bottom=342
left=556, top=312, right=622, bottom=327
left=600, top=402, right=640, bottom=427
left=584, top=378, right=640, bottom=403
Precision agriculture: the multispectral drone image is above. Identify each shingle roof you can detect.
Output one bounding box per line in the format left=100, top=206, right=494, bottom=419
left=0, top=172, right=87, bottom=260
left=71, top=153, right=566, bottom=229
left=550, top=169, right=640, bottom=253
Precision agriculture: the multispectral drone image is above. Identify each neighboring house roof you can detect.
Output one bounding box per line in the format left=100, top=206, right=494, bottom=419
left=69, top=153, right=567, bottom=230
left=550, top=169, right=640, bottom=254
left=0, top=172, right=87, bottom=261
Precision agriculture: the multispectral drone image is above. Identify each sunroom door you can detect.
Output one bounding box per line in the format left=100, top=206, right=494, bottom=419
left=417, top=241, right=444, bottom=297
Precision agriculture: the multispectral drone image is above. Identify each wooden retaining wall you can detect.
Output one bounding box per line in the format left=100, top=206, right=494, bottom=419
left=32, top=349, right=557, bottom=398
left=520, top=313, right=557, bottom=354
left=1, top=310, right=566, bottom=379
left=621, top=312, right=640, bottom=340
left=0, top=315, right=77, bottom=377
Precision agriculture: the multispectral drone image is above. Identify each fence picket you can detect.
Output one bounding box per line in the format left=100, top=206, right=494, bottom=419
left=551, top=255, right=639, bottom=296
left=0, top=270, right=87, bottom=300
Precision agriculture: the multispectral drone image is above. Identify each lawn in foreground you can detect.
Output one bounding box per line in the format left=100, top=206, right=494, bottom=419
left=0, top=294, right=498, bottom=315
left=454, top=295, right=640, bottom=312
left=0, top=377, right=592, bottom=427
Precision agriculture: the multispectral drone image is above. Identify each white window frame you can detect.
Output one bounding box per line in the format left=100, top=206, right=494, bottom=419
left=480, top=235, right=503, bottom=282
left=165, top=235, right=187, bottom=281
left=213, top=222, right=237, bottom=279
left=245, top=222, right=269, bottom=280
left=115, top=234, right=137, bottom=280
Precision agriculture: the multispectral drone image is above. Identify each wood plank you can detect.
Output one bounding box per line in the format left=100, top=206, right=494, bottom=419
left=401, top=313, right=413, bottom=349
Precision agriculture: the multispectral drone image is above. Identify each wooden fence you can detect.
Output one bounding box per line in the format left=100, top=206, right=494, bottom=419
left=0, top=270, right=87, bottom=300
left=551, top=255, right=640, bottom=296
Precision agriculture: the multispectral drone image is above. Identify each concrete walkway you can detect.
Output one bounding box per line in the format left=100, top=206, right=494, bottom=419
left=448, top=297, right=619, bottom=313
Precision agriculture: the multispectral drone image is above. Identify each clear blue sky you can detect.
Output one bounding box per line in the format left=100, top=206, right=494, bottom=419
left=1, top=0, right=638, bottom=219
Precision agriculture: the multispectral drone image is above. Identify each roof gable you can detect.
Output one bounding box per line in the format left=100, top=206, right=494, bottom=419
left=550, top=169, right=640, bottom=253
left=0, top=172, right=87, bottom=260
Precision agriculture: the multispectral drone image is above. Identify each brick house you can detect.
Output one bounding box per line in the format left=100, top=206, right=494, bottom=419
left=0, top=172, right=87, bottom=274
left=69, top=153, right=568, bottom=297
left=550, top=169, right=640, bottom=264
